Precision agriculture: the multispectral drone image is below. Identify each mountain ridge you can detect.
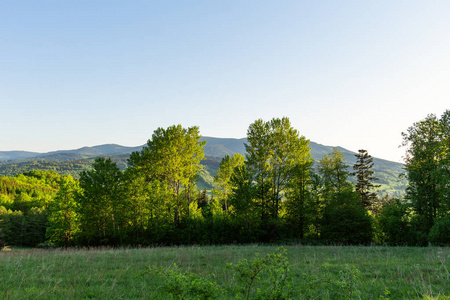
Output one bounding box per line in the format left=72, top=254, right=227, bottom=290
left=0, top=137, right=406, bottom=196
left=0, top=138, right=403, bottom=165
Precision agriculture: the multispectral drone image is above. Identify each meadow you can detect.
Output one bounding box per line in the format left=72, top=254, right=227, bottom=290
left=0, top=245, right=449, bottom=299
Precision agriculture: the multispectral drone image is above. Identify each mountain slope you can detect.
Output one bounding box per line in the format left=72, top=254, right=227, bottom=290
left=0, top=137, right=406, bottom=196
left=202, top=137, right=247, bottom=157
left=0, top=144, right=144, bottom=162
left=0, top=151, right=41, bottom=161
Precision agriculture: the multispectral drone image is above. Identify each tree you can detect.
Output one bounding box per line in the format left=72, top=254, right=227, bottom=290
left=245, top=119, right=272, bottom=222
left=352, top=149, right=380, bottom=210
left=229, top=165, right=258, bottom=242
left=128, top=125, right=206, bottom=225
left=245, top=117, right=311, bottom=222
left=284, top=160, right=314, bottom=239
left=402, top=110, right=450, bottom=232
left=321, top=194, right=373, bottom=245
left=318, top=148, right=351, bottom=200
left=77, top=158, right=125, bottom=245
left=213, top=153, right=245, bottom=212
left=122, top=169, right=174, bottom=244
left=376, top=198, right=413, bottom=246
left=46, top=176, right=80, bottom=246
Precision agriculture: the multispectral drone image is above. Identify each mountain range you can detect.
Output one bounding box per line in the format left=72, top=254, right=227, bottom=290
left=0, top=137, right=407, bottom=197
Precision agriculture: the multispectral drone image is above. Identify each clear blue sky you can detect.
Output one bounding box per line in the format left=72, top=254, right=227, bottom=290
left=1, top=1, right=449, bottom=162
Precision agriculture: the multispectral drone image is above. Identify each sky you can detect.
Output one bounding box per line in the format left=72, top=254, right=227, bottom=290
left=1, top=1, right=449, bottom=163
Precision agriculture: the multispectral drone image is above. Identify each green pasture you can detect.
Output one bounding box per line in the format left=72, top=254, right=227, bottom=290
left=0, top=245, right=449, bottom=299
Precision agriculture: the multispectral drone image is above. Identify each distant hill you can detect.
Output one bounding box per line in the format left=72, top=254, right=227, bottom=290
left=201, top=137, right=247, bottom=158
left=0, top=137, right=406, bottom=196
left=0, top=144, right=143, bottom=162
left=0, top=150, right=41, bottom=161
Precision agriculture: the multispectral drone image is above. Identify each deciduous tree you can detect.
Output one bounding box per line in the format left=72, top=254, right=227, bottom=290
left=128, top=125, right=206, bottom=225
left=77, top=158, right=125, bottom=245
left=402, top=110, right=450, bottom=232
left=46, top=176, right=80, bottom=246
left=213, top=153, right=245, bottom=212
left=245, top=117, right=311, bottom=221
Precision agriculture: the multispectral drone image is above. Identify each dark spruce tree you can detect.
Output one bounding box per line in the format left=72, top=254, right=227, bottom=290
left=352, top=149, right=380, bottom=210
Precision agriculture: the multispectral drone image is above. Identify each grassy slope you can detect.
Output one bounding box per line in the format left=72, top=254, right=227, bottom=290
left=0, top=245, right=448, bottom=299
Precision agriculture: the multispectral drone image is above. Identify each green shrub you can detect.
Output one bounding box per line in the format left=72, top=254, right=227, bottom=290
left=226, top=247, right=291, bottom=300
left=321, top=203, right=373, bottom=245
left=146, top=263, right=223, bottom=299
left=428, top=216, right=450, bottom=246
left=377, top=199, right=412, bottom=245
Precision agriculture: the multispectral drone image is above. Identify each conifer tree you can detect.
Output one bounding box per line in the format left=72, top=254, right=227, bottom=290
left=352, top=149, right=380, bottom=209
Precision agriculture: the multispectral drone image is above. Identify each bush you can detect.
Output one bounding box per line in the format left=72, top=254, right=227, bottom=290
left=377, top=199, right=412, bottom=246
left=147, top=263, right=223, bottom=299
left=428, top=216, right=450, bottom=246
left=321, top=203, right=373, bottom=245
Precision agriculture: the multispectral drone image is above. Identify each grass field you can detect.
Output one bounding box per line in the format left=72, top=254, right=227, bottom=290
left=0, top=245, right=449, bottom=299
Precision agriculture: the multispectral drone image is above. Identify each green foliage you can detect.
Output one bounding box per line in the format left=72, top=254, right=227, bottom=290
left=228, top=165, right=259, bottom=242
left=24, top=206, right=47, bottom=246
left=128, top=124, right=206, bottom=226
left=227, top=247, right=291, bottom=300
left=231, top=117, right=316, bottom=243
left=428, top=216, right=450, bottom=246
left=318, top=148, right=352, bottom=199
left=77, top=157, right=125, bottom=245
left=213, top=153, right=245, bottom=212
left=402, top=110, right=450, bottom=233
left=376, top=198, right=413, bottom=246
left=352, top=149, right=380, bottom=209
left=245, top=117, right=312, bottom=223
left=284, top=160, right=315, bottom=239
left=301, top=264, right=362, bottom=299
left=0, top=209, right=25, bottom=245
left=321, top=191, right=373, bottom=245
left=0, top=159, right=96, bottom=179
left=0, top=206, right=47, bottom=247
left=0, top=170, right=65, bottom=246
left=146, top=263, right=223, bottom=299
left=46, top=176, right=80, bottom=246
left=5, top=113, right=450, bottom=247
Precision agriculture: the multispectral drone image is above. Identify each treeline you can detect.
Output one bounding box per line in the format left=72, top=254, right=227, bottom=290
left=1, top=113, right=449, bottom=248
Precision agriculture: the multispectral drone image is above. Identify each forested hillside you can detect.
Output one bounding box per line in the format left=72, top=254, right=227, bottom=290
left=0, top=137, right=406, bottom=196
left=0, top=171, right=66, bottom=246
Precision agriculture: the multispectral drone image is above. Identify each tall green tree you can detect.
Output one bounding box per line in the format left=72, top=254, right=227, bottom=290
left=213, top=153, right=245, bottom=212
left=123, top=169, right=174, bottom=243
left=318, top=148, right=351, bottom=200
left=77, top=157, right=125, bottom=245
left=317, top=148, right=373, bottom=243
left=402, top=110, right=450, bottom=232
left=229, top=165, right=258, bottom=241
left=128, top=125, right=206, bottom=225
left=245, top=117, right=311, bottom=221
left=284, top=160, right=314, bottom=239
left=352, top=149, right=380, bottom=210
left=46, top=176, right=80, bottom=246
left=245, top=119, right=272, bottom=222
